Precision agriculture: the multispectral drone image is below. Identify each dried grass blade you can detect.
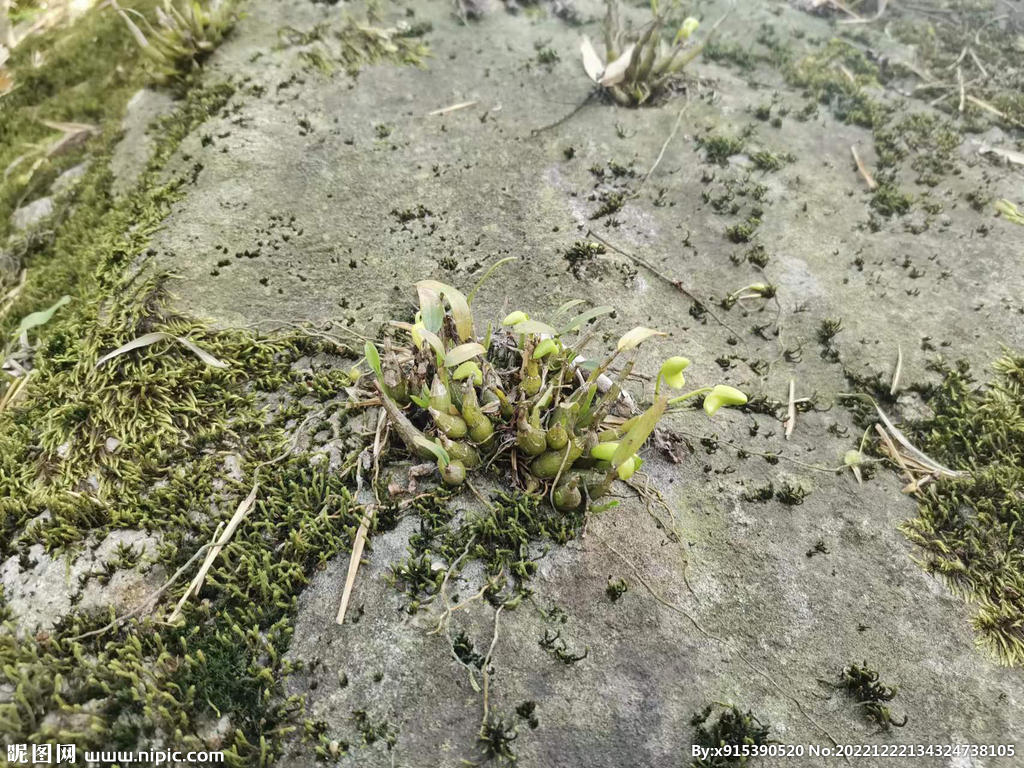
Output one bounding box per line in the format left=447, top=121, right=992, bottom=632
left=890, top=344, right=902, bottom=396
left=95, top=331, right=228, bottom=368
left=851, top=145, right=877, bottom=190
left=427, top=100, right=478, bottom=116
left=874, top=404, right=962, bottom=477
left=785, top=379, right=796, bottom=440
left=168, top=480, right=259, bottom=623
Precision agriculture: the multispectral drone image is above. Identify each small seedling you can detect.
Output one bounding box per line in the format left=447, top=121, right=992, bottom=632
left=539, top=629, right=588, bottom=664
left=515, top=701, right=539, bottom=730
left=578, top=1, right=731, bottom=107
left=606, top=577, right=628, bottom=602
left=817, top=318, right=843, bottom=344
left=478, top=715, right=518, bottom=762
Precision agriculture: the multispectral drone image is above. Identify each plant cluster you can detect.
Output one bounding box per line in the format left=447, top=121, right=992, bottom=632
left=118, top=0, right=240, bottom=82
left=579, top=0, right=730, bottom=107
left=365, top=278, right=747, bottom=513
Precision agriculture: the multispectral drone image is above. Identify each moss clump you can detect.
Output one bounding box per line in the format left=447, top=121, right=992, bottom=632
left=900, top=353, right=1024, bottom=666
left=563, top=240, right=607, bottom=279
left=697, top=133, right=747, bottom=166
left=725, top=215, right=760, bottom=243
left=873, top=113, right=962, bottom=182
left=785, top=40, right=890, bottom=131
left=690, top=703, right=772, bottom=767
left=334, top=14, right=430, bottom=76
left=0, top=1, right=160, bottom=241
left=0, top=73, right=371, bottom=763
left=836, top=661, right=907, bottom=731
left=869, top=181, right=914, bottom=218
left=477, top=715, right=518, bottom=763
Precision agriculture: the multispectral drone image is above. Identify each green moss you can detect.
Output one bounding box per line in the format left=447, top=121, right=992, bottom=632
left=0, top=1, right=162, bottom=241
left=697, top=133, right=747, bottom=166
left=725, top=215, right=761, bottom=244
left=335, top=15, right=429, bottom=76
left=785, top=40, right=890, bottom=130
left=690, top=704, right=771, bottom=767
left=900, top=353, right=1024, bottom=666
left=870, top=181, right=914, bottom=218
left=0, top=69, right=364, bottom=765
left=835, top=662, right=907, bottom=731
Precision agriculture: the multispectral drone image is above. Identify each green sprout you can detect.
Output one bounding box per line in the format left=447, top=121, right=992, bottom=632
left=995, top=199, right=1024, bottom=226
left=656, top=356, right=690, bottom=395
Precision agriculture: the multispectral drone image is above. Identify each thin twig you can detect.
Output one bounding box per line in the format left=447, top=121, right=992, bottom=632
left=785, top=379, right=796, bottom=441
left=427, top=100, right=479, bottom=116
left=850, top=146, right=877, bottom=190
left=586, top=230, right=747, bottom=345
left=480, top=605, right=504, bottom=725
left=637, top=102, right=690, bottom=193
left=337, top=408, right=387, bottom=624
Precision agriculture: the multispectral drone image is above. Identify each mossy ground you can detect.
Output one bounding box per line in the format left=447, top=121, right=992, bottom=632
left=901, top=353, right=1024, bottom=665
left=0, top=1, right=437, bottom=763
left=0, top=1, right=160, bottom=241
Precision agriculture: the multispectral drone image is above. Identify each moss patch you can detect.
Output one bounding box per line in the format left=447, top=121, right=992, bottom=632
left=901, top=353, right=1024, bottom=666
left=0, top=1, right=160, bottom=241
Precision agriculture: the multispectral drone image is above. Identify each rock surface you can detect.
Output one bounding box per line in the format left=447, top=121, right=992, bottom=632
left=18, top=0, right=1019, bottom=764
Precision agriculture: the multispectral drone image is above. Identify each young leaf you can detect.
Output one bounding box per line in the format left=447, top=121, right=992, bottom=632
left=95, top=332, right=228, bottom=369
left=599, top=43, right=635, bottom=86
left=468, top=257, right=517, bottom=305
left=417, top=284, right=444, bottom=333
left=417, top=280, right=473, bottom=340
left=551, top=299, right=587, bottom=321
left=365, top=341, right=383, bottom=383
left=417, top=327, right=447, bottom=368
left=508, top=319, right=559, bottom=336
left=580, top=36, right=604, bottom=83
left=611, top=396, right=666, bottom=469
left=560, top=305, right=615, bottom=334
left=15, top=295, right=70, bottom=336
left=616, top=326, right=667, bottom=352
left=414, top=435, right=450, bottom=467
left=445, top=343, right=486, bottom=368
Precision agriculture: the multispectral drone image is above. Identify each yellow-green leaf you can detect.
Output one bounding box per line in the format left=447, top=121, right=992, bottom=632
left=509, top=320, right=558, bottom=336
left=417, top=284, right=444, bottom=333
left=616, top=326, right=667, bottom=351
left=365, top=341, right=383, bottom=383
left=417, top=280, right=473, bottom=340
left=445, top=343, right=486, bottom=368
left=560, top=305, right=615, bottom=334
left=16, top=295, right=70, bottom=337
left=611, top=396, right=666, bottom=469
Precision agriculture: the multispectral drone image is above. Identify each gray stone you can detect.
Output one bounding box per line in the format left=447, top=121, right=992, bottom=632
left=10, top=196, right=53, bottom=231
left=139, top=0, right=1024, bottom=761
left=51, top=161, right=90, bottom=195
left=110, top=88, right=176, bottom=195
